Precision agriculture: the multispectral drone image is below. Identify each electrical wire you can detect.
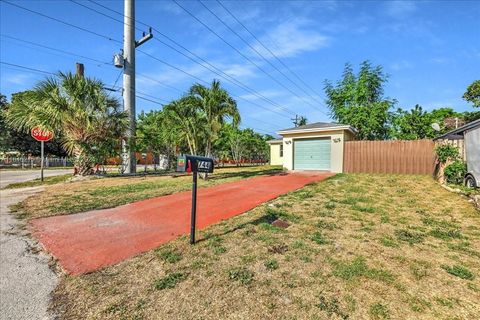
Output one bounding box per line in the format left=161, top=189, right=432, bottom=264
left=1, top=1, right=289, bottom=130
left=201, top=1, right=326, bottom=110
left=73, top=0, right=296, bottom=117
left=216, top=0, right=325, bottom=102
left=0, top=61, right=166, bottom=106
left=173, top=0, right=326, bottom=115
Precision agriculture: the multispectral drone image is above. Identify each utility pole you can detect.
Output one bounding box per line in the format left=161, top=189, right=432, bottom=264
left=121, top=0, right=152, bottom=174
left=123, top=0, right=136, bottom=174
left=291, top=114, right=299, bottom=127
left=76, top=63, right=84, bottom=77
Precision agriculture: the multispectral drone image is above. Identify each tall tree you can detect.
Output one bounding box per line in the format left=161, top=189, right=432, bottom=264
left=297, top=116, right=307, bottom=126
left=189, top=80, right=240, bottom=158
left=6, top=73, right=127, bottom=175
left=136, top=110, right=182, bottom=169
left=163, top=96, right=205, bottom=156
left=324, top=61, right=395, bottom=140
left=463, top=80, right=480, bottom=108
left=391, top=105, right=436, bottom=140
left=1, top=92, right=67, bottom=156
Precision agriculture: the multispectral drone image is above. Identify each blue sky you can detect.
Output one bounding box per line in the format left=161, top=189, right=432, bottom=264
left=1, top=0, right=479, bottom=136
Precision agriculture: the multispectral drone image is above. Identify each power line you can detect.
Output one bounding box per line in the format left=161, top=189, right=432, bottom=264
left=68, top=0, right=293, bottom=119
left=0, top=61, right=166, bottom=106
left=201, top=1, right=326, bottom=110
left=1, top=0, right=120, bottom=44
left=216, top=0, right=326, bottom=103
left=0, top=61, right=56, bottom=76
left=173, top=0, right=326, bottom=115
left=0, top=34, right=111, bottom=66
left=1, top=33, right=285, bottom=128
left=2, top=1, right=291, bottom=126
left=1, top=61, right=276, bottom=134
left=0, top=33, right=180, bottom=99
left=77, top=0, right=296, bottom=117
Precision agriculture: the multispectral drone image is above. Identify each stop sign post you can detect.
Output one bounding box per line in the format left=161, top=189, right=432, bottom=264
left=31, top=127, right=54, bottom=182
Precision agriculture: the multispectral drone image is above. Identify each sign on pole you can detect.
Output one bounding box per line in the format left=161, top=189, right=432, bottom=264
left=31, top=127, right=54, bottom=182
left=31, top=127, right=54, bottom=142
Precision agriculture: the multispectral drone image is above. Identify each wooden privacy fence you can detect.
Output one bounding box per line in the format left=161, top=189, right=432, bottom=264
left=343, top=140, right=436, bottom=175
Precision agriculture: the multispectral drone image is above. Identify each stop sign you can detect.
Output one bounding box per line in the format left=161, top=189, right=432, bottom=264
left=31, top=126, right=54, bottom=142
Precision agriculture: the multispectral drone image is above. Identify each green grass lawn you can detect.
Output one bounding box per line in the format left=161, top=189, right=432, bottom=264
left=14, top=165, right=282, bottom=219
left=49, top=174, right=480, bottom=319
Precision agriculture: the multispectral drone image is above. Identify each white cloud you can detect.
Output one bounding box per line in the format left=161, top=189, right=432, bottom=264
left=220, top=63, right=257, bottom=79
left=252, top=19, right=329, bottom=58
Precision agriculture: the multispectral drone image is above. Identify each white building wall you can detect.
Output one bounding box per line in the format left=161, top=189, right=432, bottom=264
left=281, top=130, right=347, bottom=173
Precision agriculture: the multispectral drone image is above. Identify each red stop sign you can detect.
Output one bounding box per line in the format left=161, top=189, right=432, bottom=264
left=31, top=126, right=54, bottom=142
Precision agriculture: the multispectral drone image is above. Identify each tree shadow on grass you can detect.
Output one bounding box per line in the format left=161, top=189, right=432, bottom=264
left=195, top=210, right=281, bottom=244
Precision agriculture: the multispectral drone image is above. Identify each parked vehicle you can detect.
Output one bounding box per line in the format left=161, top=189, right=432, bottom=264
left=464, top=122, right=480, bottom=188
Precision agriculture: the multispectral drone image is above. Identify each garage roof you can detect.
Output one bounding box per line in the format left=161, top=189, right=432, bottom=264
left=277, top=122, right=356, bottom=135
left=267, top=139, right=282, bottom=144
left=433, top=118, right=480, bottom=140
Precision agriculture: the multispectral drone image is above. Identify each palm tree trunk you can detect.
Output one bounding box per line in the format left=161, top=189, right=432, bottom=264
left=73, top=147, right=94, bottom=176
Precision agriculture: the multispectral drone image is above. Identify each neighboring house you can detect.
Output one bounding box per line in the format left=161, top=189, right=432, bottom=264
left=267, top=122, right=356, bottom=173
left=434, top=118, right=480, bottom=187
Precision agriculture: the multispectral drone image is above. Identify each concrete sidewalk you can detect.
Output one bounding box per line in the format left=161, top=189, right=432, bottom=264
left=0, top=187, right=58, bottom=320
left=31, top=172, right=332, bottom=275
left=0, top=169, right=73, bottom=189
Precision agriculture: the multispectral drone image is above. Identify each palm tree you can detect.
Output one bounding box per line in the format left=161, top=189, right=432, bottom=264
left=298, top=116, right=308, bottom=126
left=189, top=80, right=240, bottom=158
left=6, top=72, right=127, bottom=175
left=163, top=96, right=205, bottom=156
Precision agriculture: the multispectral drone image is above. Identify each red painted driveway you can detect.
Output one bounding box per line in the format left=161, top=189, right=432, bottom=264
left=31, top=172, right=332, bottom=274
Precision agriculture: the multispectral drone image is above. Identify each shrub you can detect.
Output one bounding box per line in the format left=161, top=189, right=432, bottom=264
left=444, top=161, right=467, bottom=185
left=435, top=144, right=459, bottom=163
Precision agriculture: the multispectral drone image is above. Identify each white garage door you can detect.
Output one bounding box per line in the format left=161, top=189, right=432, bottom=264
left=293, top=138, right=331, bottom=170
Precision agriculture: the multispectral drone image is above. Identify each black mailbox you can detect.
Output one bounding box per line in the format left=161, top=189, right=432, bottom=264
left=176, top=154, right=214, bottom=244
left=176, top=154, right=214, bottom=173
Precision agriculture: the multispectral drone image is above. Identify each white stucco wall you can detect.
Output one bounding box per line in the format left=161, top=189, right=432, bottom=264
left=281, top=130, right=348, bottom=173
left=269, top=143, right=284, bottom=166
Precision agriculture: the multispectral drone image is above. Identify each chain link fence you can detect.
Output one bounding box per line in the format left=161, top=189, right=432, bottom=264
left=0, top=157, right=74, bottom=169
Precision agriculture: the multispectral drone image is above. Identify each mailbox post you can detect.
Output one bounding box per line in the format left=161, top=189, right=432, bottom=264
left=176, top=154, right=214, bottom=244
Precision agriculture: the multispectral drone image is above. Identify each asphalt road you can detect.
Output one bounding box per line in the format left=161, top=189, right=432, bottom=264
left=0, top=171, right=61, bottom=319
left=0, top=169, right=73, bottom=189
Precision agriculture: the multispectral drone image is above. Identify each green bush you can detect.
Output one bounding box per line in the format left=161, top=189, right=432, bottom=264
left=444, top=161, right=467, bottom=185
left=435, top=144, right=459, bottom=163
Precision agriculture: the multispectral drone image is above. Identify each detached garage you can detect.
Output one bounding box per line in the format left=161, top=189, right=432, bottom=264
left=268, top=122, right=356, bottom=173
